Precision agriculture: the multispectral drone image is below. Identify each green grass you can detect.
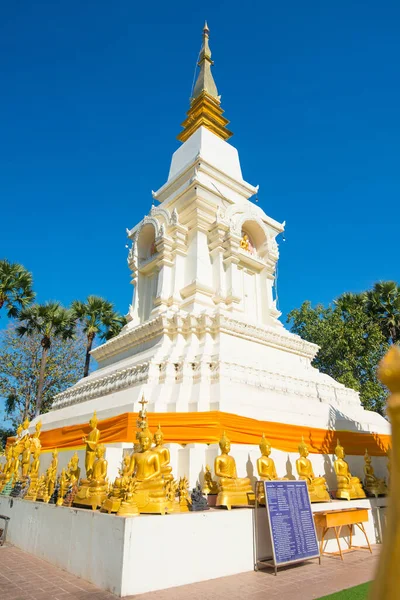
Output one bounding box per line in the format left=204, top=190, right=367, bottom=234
left=317, top=582, right=370, bottom=599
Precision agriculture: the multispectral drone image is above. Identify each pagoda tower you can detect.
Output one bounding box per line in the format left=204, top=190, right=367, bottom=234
left=32, top=25, right=389, bottom=486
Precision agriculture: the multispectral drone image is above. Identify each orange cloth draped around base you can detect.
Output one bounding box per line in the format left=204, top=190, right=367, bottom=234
left=9, top=411, right=391, bottom=456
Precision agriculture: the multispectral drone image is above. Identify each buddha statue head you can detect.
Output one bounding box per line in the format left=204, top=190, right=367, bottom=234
left=96, top=444, right=106, bottom=459
left=154, top=424, right=164, bottom=447
left=365, top=449, right=372, bottom=465
left=16, top=423, right=23, bottom=437
left=298, top=436, right=309, bottom=458
left=259, top=433, right=271, bottom=457
left=138, top=428, right=153, bottom=452
left=22, top=417, right=30, bottom=430
left=52, top=448, right=58, bottom=459
left=335, top=439, right=345, bottom=459
left=89, top=411, right=98, bottom=429
left=70, top=452, right=79, bottom=466
left=219, top=431, right=231, bottom=454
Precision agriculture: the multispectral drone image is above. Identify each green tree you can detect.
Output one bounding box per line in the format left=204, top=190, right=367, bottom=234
left=0, top=259, right=35, bottom=318
left=0, top=322, right=86, bottom=426
left=71, top=295, right=126, bottom=378
left=363, top=281, right=400, bottom=344
left=287, top=294, right=389, bottom=415
left=16, top=302, right=75, bottom=416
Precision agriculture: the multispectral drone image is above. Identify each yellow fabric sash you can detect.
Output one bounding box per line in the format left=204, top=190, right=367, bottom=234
left=9, top=411, right=390, bottom=456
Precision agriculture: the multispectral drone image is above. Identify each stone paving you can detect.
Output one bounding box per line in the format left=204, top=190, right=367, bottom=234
left=0, top=544, right=378, bottom=600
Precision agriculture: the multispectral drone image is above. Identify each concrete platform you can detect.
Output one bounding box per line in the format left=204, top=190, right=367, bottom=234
left=0, top=496, right=386, bottom=597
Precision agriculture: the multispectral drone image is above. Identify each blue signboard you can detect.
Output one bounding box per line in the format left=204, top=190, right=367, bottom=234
left=264, top=480, right=320, bottom=566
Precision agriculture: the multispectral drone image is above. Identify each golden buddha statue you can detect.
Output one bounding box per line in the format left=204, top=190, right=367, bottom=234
left=153, top=424, right=173, bottom=482
left=101, top=454, right=132, bottom=514
left=82, top=411, right=100, bottom=481
left=0, top=447, right=13, bottom=492
left=257, top=434, right=280, bottom=480
left=11, top=445, right=21, bottom=480
left=21, top=437, right=32, bottom=479
left=67, top=452, right=81, bottom=485
left=74, top=444, right=108, bottom=510
left=214, top=431, right=255, bottom=509
left=24, top=446, right=41, bottom=501
left=334, top=439, right=366, bottom=500
left=57, top=468, right=68, bottom=506
left=37, top=448, right=58, bottom=503
left=128, top=427, right=172, bottom=514
left=296, top=437, right=330, bottom=502
left=364, top=449, right=387, bottom=497
left=31, top=421, right=42, bottom=452
left=202, top=464, right=218, bottom=495
left=370, top=346, right=400, bottom=600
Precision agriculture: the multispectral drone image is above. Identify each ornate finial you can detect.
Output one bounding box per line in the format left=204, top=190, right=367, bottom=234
left=335, top=438, right=344, bottom=457
left=298, top=436, right=308, bottom=454
left=136, top=394, right=150, bottom=443
left=177, top=24, right=233, bottom=143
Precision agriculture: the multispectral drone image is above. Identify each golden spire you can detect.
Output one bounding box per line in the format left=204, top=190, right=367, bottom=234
left=178, top=23, right=233, bottom=143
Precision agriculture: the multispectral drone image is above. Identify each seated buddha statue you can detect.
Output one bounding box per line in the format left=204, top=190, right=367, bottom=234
left=214, top=431, right=255, bottom=509
left=21, top=437, right=32, bottom=479
left=36, top=448, right=58, bottom=503
left=334, top=439, right=366, bottom=500
left=257, top=434, right=281, bottom=481
left=364, top=449, right=387, bottom=497
left=101, top=454, right=132, bottom=514
left=296, top=437, right=330, bottom=502
left=202, top=464, right=218, bottom=495
left=74, top=444, right=108, bottom=510
left=128, top=428, right=172, bottom=514
left=67, top=452, right=81, bottom=485
left=153, top=424, right=173, bottom=482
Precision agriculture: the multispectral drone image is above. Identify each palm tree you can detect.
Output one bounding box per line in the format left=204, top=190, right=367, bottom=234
left=71, top=296, right=126, bottom=378
left=0, top=259, right=35, bottom=317
left=17, top=302, right=75, bottom=416
left=363, top=281, right=400, bottom=344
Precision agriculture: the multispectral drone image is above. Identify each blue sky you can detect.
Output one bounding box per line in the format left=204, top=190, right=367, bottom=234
left=1, top=0, right=399, bottom=328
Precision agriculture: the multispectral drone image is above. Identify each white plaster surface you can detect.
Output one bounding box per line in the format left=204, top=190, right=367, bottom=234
left=0, top=496, right=386, bottom=596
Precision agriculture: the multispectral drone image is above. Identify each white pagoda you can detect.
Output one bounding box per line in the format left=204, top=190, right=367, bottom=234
left=34, top=23, right=389, bottom=485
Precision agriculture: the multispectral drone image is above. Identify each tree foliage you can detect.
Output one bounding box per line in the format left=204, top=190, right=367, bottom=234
left=17, top=302, right=76, bottom=416
left=0, top=259, right=35, bottom=318
left=71, top=295, right=126, bottom=377
left=0, top=322, right=86, bottom=427
left=287, top=290, right=391, bottom=415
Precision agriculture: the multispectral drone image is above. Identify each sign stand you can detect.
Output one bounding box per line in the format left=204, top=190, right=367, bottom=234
left=254, top=480, right=321, bottom=575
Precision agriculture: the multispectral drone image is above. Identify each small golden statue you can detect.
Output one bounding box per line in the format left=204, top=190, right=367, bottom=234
left=296, top=437, right=330, bottom=502
left=153, top=424, right=173, bottom=482
left=31, top=421, right=42, bottom=453
left=334, top=439, right=366, bottom=500
left=101, top=454, right=132, bottom=514
left=24, top=446, right=41, bottom=501
left=82, top=411, right=100, bottom=480
left=370, top=346, right=400, bottom=600
left=36, top=448, right=58, bottom=503
left=178, top=476, right=192, bottom=512
left=364, top=449, right=387, bottom=497
left=21, top=437, right=32, bottom=479
left=202, top=465, right=218, bottom=495
left=240, top=232, right=254, bottom=253
left=67, top=452, right=81, bottom=485
left=117, top=478, right=139, bottom=517
left=74, top=444, right=108, bottom=510
left=0, top=446, right=14, bottom=492
left=214, top=431, right=255, bottom=509
left=57, top=469, right=69, bottom=506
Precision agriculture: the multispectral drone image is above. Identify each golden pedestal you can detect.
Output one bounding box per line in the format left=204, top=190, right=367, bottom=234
left=117, top=501, right=139, bottom=517
left=101, top=494, right=123, bottom=514
left=308, top=484, right=331, bottom=503
left=73, top=483, right=108, bottom=511
left=134, top=489, right=173, bottom=515
left=336, top=486, right=366, bottom=501
left=216, top=489, right=255, bottom=510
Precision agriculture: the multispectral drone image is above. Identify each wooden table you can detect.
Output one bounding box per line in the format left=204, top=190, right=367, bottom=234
left=314, top=508, right=372, bottom=560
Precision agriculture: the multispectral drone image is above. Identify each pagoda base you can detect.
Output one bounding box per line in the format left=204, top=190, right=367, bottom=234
left=0, top=496, right=387, bottom=596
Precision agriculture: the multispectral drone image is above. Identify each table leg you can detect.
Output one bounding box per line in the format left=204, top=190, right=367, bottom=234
left=357, top=523, right=372, bottom=554
left=320, top=527, right=327, bottom=555
left=349, top=523, right=353, bottom=549
left=334, top=526, right=343, bottom=560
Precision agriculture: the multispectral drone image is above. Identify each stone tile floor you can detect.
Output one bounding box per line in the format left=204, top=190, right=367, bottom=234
left=0, top=543, right=379, bottom=600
